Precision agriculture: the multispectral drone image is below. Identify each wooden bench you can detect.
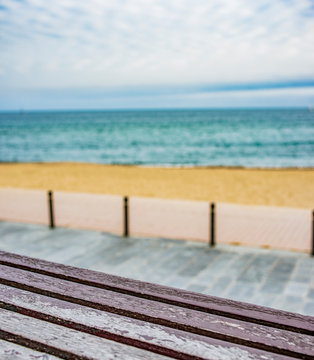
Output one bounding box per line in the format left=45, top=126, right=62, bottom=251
left=0, top=250, right=313, bottom=359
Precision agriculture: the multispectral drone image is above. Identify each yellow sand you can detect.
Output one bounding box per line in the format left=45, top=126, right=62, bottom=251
left=0, top=163, right=313, bottom=209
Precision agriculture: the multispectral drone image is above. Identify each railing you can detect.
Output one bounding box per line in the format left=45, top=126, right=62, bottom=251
left=0, top=187, right=313, bottom=254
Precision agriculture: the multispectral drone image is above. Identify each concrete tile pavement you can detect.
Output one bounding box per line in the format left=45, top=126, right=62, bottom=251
left=0, top=220, right=313, bottom=316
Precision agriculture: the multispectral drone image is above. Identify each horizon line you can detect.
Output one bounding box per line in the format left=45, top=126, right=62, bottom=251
left=0, top=105, right=312, bottom=113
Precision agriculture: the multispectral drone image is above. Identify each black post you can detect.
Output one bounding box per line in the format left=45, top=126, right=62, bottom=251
left=124, top=196, right=129, bottom=237
left=210, top=202, right=215, bottom=247
left=312, top=210, right=314, bottom=256
left=48, top=190, right=55, bottom=229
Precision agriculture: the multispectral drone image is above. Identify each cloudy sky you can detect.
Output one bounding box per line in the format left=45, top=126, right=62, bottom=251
left=0, top=0, right=314, bottom=110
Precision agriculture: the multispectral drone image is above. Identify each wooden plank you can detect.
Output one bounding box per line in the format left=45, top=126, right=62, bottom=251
left=0, top=308, right=170, bottom=360
left=0, top=338, right=61, bottom=360
left=0, top=250, right=312, bottom=334
left=0, top=284, right=295, bottom=360
left=0, top=265, right=313, bottom=359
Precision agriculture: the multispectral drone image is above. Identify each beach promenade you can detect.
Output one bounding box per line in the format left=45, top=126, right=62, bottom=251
left=1, top=220, right=313, bottom=316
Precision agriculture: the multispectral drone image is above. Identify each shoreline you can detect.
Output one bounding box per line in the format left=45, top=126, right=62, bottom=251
left=1, top=161, right=314, bottom=171
left=0, top=162, right=313, bottom=209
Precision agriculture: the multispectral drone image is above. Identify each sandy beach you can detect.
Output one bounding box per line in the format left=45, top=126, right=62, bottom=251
left=0, top=163, right=313, bottom=209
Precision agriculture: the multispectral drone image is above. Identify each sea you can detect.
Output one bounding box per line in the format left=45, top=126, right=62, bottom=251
left=0, top=108, right=313, bottom=168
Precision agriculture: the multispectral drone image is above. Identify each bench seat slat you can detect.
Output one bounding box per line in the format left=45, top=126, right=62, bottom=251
left=0, top=264, right=313, bottom=359
left=0, top=308, right=170, bottom=360
left=0, top=284, right=295, bottom=360
left=0, top=339, right=62, bottom=360
left=0, top=250, right=312, bottom=334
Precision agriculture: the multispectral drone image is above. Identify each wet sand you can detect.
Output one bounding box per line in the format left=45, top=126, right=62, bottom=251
left=0, top=163, right=313, bottom=208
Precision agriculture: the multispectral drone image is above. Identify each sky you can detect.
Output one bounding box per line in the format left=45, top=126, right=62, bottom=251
left=0, top=0, right=314, bottom=110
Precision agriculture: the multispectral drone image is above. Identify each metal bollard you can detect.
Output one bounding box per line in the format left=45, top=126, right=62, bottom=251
left=210, top=202, right=215, bottom=247
left=124, top=196, right=129, bottom=237
left=48, top=190, right=55, bottom=229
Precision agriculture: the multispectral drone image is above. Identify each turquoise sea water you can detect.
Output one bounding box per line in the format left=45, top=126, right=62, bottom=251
left=0, top=109, right=313, bottom=167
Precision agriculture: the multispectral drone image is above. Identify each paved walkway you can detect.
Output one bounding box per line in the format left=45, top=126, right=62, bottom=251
left=0, top=220, right=313, bottom=316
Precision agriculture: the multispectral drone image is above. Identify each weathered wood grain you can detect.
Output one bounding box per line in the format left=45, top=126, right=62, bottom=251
left=0, top=264, right=313, bottom=358
left=0, top=338, right=61, bottom=360
left=0, top=284, right=296, bottom=360
left=0, top=308, right=171, bottom=360
left=0, top=250, right=312, bottom=334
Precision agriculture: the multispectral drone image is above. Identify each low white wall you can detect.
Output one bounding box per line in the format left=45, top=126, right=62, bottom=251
left=129, top=197, right=209, bottom=242
left=0, top=188, right=48, bottom=225
left=54, top=191, right=123, bottom=233
left=217, top=203, right=311, bottom=252
left=0, top=188, right=312, bottom=252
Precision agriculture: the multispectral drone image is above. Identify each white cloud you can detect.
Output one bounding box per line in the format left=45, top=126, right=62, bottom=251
left=0, top=0, right=313, bottom=91
left=188, top=86, right=314, bottom=100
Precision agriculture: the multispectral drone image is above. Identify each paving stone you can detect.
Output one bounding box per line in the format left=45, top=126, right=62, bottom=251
left=275, top=295, right=304, bottom=313
left=142, top=267, right=173, bottom=284
left=291, top=273, right=312, bottom=283
left=302, top=301, right=314, bottom=316
left=307, top=287, right=314, bottom=299
left=260, top=281, right=286, bottom=295
left=134, top=245, right=185, bottom=280
left=113, top=256, right=147, bottom=274
left=162, top=274, right=192, bottom=288
left=71, top=245, right=125, bottom=269
left=238, top=254, right=278, bottom=283
left=195, top=252, right=235, bottom=284
left=297, top=258, right=314, bottom=268
left=63, top=240, right=114, bottom=267
left=178, top=251, right=218, bottom=277
left=205, top=276, right=233, bottom=297
left=156, top=247, right=203, bottom=273
left=0, top=223, right=33, bottom=238
left=226, top=282, right=257, bottom=303
left=292, top=261, right=313, bottom=276
left=104, top=250, right=135, bottom=266
left=186, top=284, right=207, bottom=293
left=265, top=258, right=296, bottom=283
left=225, top=253, right=254, bottom=277
left=251, top=293, right=278, bottom=308
left=89, top=262, right=117, bottom=273
left=284, top=281, right=310, bottom=298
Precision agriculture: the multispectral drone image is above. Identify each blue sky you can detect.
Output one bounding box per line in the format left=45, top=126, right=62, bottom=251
left=0, top=0, right=314, bottom=110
